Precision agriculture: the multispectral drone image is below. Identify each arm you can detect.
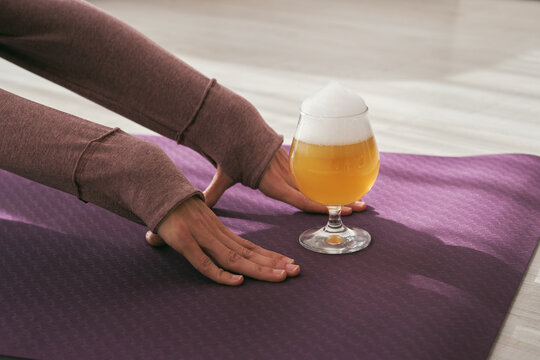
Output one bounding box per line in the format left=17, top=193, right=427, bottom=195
left=0, top=0, right=365, bottom=215
left=0, top=0, right=283, bottom=188
left=0, top=89, right=201, bottom=231
left=0, top=89, right=299, bottom=285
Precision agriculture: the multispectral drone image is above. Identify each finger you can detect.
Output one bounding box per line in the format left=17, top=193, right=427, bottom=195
left=345, top=200, right=367, bottom=212
left=174, top=235, right=244, bottom=286
left=206, top=213, right=300, bottom=276
left=191, top=202, right=292, bottom=266
left=272, top=183, right=328, bottom=214
left=260, top=166, right=327, bottom=213
left=194, top=203, right=295, bottom=280
left=217, top=228, right=300, bottom=277
left=226, top=237, right=300, bottom=277
left=218, top=224, right=294, bottom=265
left=201, top=235, right=288, bottom=282
left=203, top=166, right=235, bottom=208
left=145, top=230, right=166, bottom=247
left=193, top=221, right=291, bottom=281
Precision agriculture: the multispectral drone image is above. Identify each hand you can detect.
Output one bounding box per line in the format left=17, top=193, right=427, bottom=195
left=146, top=197, right=300, bottom=286
left=204, top=147, right=367, bottom=215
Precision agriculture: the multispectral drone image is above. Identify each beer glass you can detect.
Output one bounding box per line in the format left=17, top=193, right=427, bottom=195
left=289, top=109, right=379, bottom=254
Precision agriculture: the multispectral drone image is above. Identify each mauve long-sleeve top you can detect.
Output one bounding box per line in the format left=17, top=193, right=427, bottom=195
left=0, top=0, right=283, bottom=231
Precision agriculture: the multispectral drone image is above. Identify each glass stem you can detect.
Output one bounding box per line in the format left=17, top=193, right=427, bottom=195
left=325, top=206, right=345, bottom=233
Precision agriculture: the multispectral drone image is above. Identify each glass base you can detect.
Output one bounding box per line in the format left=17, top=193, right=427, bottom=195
left=299, top=226, right=371, bottom=254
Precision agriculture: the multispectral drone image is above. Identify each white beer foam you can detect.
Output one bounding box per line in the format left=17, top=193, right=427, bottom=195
left=296, top=82, right=372, bottom=145
left=301, top=81, right=367, bottom=117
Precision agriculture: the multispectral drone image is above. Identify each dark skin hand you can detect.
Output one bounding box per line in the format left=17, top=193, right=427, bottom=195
left=147, top=148, right=367, bottom=285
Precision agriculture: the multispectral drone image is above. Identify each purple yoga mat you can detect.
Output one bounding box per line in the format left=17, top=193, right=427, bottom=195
left=1, top=136, right=539, bottom=360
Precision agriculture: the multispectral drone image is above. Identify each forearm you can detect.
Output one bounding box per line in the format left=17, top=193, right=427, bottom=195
left=0, top=0, right=283, bottom=188
left=0, top=89, right=203, bottom=231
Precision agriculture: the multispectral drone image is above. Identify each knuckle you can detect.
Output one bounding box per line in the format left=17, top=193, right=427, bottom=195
left=269, top=256, right=280, bottom=268
left=241, top=239, right=256, bottom=251
left=199, top=255, right=214, bottom=270
left=215, top=267, right=227, bottom=281
left=239, top=246, right=254, bottom=259
left=227, top=250, right=242, bottom=265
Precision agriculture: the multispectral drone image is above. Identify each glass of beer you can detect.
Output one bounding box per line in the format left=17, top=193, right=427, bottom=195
left=289, top=98, right=379, bottom=254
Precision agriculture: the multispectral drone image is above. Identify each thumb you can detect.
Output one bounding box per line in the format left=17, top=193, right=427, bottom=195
left=203, top=165, right=235, bottom=208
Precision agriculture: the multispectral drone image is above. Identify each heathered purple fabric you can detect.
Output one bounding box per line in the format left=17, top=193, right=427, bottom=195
left=1, top=136, right=539, bottom=360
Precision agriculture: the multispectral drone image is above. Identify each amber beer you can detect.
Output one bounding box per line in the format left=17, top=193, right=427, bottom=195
left=289, top=136, right=380, bottom=206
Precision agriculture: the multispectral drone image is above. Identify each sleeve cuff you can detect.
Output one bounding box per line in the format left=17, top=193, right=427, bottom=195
left=75, top=129, right=204, bottom=231
left=177, top=80, right=283, bottom=188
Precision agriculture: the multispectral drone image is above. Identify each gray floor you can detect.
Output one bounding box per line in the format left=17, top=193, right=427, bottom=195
left=1, top=0, right=539, bottom=358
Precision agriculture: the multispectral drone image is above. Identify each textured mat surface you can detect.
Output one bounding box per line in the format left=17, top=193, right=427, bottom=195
left=1, top=136, right=539, bottom=360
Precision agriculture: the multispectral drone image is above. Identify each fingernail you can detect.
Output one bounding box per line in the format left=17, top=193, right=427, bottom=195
left=356, top=201, right=366, bottom=206
left=284, top=257, right=295, bottom=264
left=286, top=264, right=299, bottom=272
left=231, top=274, right=243, bottom=281
left=273, top=269, right=286, bottom=276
